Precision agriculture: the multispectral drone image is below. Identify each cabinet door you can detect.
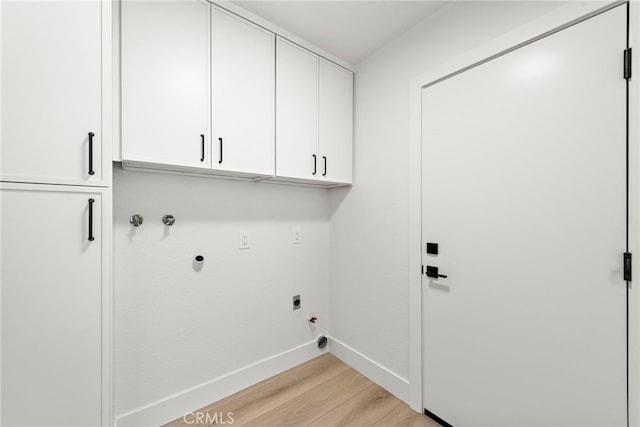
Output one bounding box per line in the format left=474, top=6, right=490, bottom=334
left=1, top=1, right=104, bottom=186
left=0, top=184, right=107, bottom=426
left=211, top=8, right=275, bottom=177
left=275, top=37, right=319, bottom=180
left=318, top=59, right=353, bottom=184
left=121, top=0, right=211, bottom=169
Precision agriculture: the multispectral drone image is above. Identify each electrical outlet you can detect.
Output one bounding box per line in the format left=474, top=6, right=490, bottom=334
left=293, top=295, right=301, bottom=310
left=238, top=232, right=250, bottom=249
left=292, top=227, right=302, bottom=244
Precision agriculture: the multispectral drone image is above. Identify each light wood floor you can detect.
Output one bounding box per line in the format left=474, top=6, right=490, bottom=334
left=164, top=353, right=439, bottom=427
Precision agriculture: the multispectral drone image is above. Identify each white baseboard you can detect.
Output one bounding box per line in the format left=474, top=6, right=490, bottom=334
left=328, top=336, right=410, bottom=403
left=115, top=340, right=325, bottom=427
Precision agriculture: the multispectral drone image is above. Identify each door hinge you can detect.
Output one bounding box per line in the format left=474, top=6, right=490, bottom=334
left=624, top=48, right=632, bottom=80
left=624, top=252, right=632, bottom=282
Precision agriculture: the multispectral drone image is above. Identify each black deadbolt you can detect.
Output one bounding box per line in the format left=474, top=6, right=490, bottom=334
left=426, top=243, right=439, bottom=255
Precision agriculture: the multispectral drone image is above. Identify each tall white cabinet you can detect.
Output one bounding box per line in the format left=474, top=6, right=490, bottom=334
left=0, top=184, right=110, bottom=427
left=0, top=1, right=112, bottom=426
left=275, top=37, right=353, bottom=186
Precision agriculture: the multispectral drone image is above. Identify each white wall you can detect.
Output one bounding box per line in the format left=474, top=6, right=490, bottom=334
left=329, top=0, right=568, bottom=388
left=111, top=1, right=636, bottom=424
left=113, top=168, right=329, bottom=422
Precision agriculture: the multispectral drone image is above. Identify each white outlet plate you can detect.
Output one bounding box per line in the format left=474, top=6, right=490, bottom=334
left=292, top=227, right=302, bottom=244
left=239, top=232, right=250, bottom=249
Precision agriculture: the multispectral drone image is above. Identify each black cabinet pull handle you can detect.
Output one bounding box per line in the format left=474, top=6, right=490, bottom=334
left=88, top=132, right=95, bottom=175
left=200, top=134, right=205, bottom=162
left=218, top=137, right=223, bottom=164
left=322, top=156, right=327, bottom=176
left=88, top=198, right=95, bottom=242
left=312, top=154, right=317, bottom=175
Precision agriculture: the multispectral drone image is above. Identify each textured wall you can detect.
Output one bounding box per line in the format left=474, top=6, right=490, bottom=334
left=329, top=0, right=565, bottom=382
left=114, top=168, right=329, bottom=416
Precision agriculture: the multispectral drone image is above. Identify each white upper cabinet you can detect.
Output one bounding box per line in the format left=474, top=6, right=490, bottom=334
left=318, top=58, right=353, bottom=184
left=275, top=38, right=319, bottom=181
left=211, top=7, right=275, bottom=177
left=120, top=2, right=352, bottom=186
left=275, top=37, right=353, bottom=186
left=1, top=1, right=106, bottom=186
left=121, top=0, right=211, bottom=170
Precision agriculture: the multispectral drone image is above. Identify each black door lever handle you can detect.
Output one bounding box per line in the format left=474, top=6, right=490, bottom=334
left=425, top=265, right=447, bottom=279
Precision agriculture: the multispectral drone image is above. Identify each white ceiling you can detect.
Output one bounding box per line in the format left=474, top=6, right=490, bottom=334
left=229, top=1, right=447, bottom=65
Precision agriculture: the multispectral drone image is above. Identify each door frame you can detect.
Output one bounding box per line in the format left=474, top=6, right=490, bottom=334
left=407, top=1, right=639, bottom=424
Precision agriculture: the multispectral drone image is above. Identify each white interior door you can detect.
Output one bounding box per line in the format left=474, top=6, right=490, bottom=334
left=422, top=5, right=627, bottom=426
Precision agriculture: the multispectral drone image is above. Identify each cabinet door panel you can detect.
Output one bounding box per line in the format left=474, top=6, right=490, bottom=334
left=0, top=186, right=104, bottom=426
left=211, top=8, right=274, bottom=176
left=121, top=0, right=210, bottom=169
left=319, top=59, right=353, bottom=184
left=275, top=38, right=318, bottom=180
left=1, top=1, right=103, bottom=185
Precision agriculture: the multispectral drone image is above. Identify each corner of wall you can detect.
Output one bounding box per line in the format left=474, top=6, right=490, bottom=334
left=328, top=336, right=410, bottom=404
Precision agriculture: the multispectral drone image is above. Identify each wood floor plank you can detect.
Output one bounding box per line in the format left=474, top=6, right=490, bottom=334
left=305, top=383, right=402, bottom=427
left=163, top=353, right=431, bottom=427
left=242, top=367, right=371, bottom=427
left=164, top=353, right=349, bottom=427
left=372, top=402, right=440, bottom=427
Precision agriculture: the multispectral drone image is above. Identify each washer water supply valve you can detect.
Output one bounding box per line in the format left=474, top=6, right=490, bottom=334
left=307, top=315, right=318, bottom=324
left=129, top=214, right=144, bottom=227
left=162, top=214, right=176, bottom=226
